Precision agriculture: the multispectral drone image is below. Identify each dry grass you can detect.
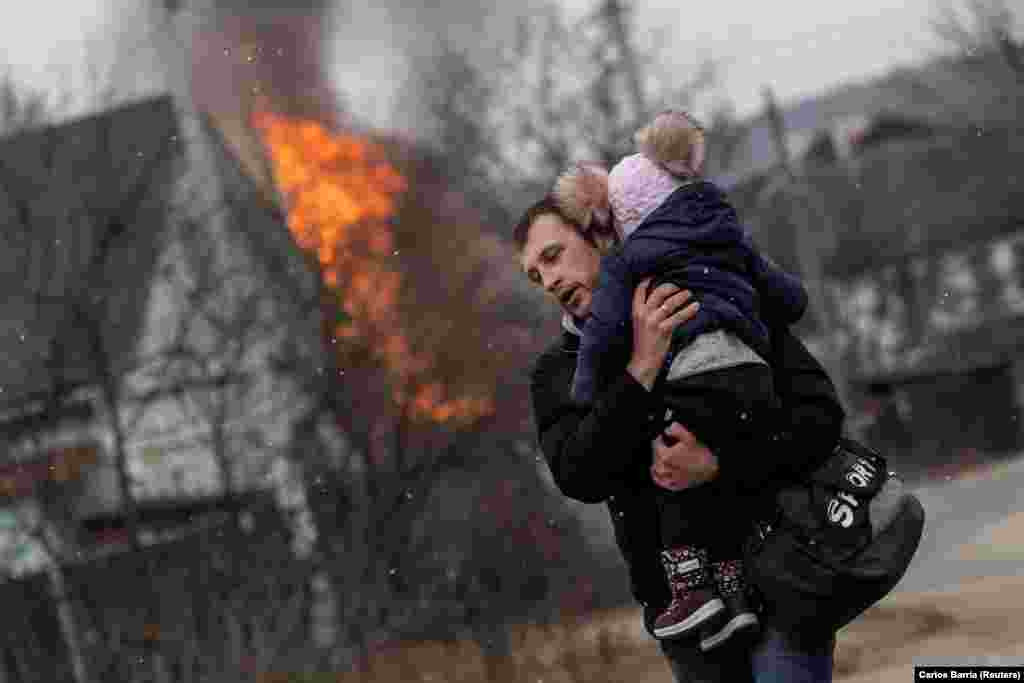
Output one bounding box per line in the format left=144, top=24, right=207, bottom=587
left=834, top=576, right=1024, bottom=683
left=832, top=604, right=956, bottom=679
left=261, top=577, right=1024, bottom=682
left=259, top=607, right=671, bottom=683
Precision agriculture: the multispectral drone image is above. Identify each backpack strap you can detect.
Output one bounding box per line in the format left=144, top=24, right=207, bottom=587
left=810, top=438, right=887, bottom=498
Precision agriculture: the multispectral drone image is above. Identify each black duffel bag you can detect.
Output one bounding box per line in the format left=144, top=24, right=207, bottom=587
left=744, top=437, right=925, bottom=634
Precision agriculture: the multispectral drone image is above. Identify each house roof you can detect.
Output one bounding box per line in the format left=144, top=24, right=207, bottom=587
left=831, top=126, right=1024, bottom=276
left=729, top=121, right=1023, bottom=274
left=0, top=96, right=184, bottom=423
left=728, top=50, right=1014, bottom=178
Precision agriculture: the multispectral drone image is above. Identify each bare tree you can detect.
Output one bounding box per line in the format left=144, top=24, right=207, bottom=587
left=931, top=0, right=1022, bottom=72
left=0, top=73, right=103, bottom=683
left=412, top=0, right=737, bottom=203
left=897, top=0, right=1024, bottom=130
left=0, top=73, right=51, bottom=134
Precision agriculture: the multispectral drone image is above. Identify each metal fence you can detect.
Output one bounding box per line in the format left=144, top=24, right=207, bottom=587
left=0, top=500, right=315, bottom=683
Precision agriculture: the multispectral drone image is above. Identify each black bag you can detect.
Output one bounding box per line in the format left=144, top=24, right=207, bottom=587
left=744, top=437, right=925, bottom=634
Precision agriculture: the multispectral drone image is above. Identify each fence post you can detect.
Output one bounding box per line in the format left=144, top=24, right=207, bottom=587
left=45, top=563, right=91, bottom=683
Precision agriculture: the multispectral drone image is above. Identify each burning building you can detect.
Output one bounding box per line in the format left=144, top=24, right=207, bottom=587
left=157, top=0, right=544, bottom=436
left=0, top=7, right=613, bottom=676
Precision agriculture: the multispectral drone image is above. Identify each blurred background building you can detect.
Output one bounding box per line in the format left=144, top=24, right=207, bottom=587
left=722, top=47, right=1024, bottom=469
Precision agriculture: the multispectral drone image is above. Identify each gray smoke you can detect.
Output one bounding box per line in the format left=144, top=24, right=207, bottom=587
left=179, top=0, right=534, bottom=137
left=325, top=1, right=539, bottom=136
left=122, top=1, right=544, bottom=137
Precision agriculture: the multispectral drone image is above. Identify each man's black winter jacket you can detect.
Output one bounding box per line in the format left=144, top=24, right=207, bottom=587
left=529, top=323, right=844, bottom=622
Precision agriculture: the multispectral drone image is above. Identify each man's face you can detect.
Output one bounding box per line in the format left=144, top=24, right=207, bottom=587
left=519, top=212, right=602, bottom=318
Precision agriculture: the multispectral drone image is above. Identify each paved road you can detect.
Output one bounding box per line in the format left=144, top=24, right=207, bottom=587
left=824, top=454, right=1024, bottom=680
left=895, top=453, right=1024, bottom=593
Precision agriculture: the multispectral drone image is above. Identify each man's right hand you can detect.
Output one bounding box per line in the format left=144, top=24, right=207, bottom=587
left=651, top=422, right=719, bottom=491
left=626, top=278, right=699, bottom=391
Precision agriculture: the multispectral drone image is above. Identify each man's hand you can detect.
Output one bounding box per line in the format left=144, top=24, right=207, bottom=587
left=627, top=278, right=699, bottom=391
left=651, top=422, right=719, bottom=491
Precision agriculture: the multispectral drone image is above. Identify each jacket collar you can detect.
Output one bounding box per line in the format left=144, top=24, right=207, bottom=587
left=561, top=314, right=584, bottom=337
left=559, top=314, right=583, bottom=352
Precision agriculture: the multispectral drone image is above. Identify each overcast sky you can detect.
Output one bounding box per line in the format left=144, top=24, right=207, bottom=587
left=0, top=0, right=1017, bottom=123
left=599, top=0, right=954, bottom=114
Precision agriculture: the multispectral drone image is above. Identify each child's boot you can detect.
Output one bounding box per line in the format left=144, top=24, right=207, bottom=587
left=653, top=546, right=725, bottom=639
left=700, top=558, right=760, bottom=651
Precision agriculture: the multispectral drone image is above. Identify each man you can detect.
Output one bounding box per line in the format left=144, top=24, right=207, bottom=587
left=515, top=195, right=843, bottom=682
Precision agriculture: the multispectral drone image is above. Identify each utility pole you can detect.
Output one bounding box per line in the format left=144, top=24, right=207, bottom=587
left=761, top=86, right=857, bottom=433
left=598, top=0, right=648, bottom=125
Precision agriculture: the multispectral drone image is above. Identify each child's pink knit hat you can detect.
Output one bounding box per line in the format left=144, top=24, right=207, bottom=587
left=608, top=110, right=706, bottom=237
left=608, top=154, right=684, bottom=237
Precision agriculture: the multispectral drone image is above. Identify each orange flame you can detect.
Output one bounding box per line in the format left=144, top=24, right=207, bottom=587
left=253, top=112, right=493, bottom=425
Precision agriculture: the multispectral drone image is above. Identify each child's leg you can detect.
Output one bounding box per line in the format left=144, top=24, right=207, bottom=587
left=702, top=510, right=752, bottom=592
left=652, top=491, right=725, bottom=639
left=571, top=314, right=632, bottom=404
left=658, top=486, right=760, bottom=649
left=571, top=257, right=637, bottom=404
left=701, top=496, right=760, bottom=650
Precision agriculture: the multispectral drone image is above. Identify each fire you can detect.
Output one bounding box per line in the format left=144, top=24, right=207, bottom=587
left=253, top=112, right=494, bottom=425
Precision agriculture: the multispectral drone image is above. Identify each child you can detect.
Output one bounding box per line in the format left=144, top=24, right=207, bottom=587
left=554, top=111, right=808, bottom=650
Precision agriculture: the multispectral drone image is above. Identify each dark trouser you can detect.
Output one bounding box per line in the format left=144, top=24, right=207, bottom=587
left=660, top=625, right=835, bottom=683
left=659, top=629, right=755, bottom=683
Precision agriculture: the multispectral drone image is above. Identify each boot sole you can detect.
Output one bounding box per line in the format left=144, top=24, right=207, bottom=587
left=699, top=612, right=759, bottom=651
left=653, top=598, right=725, bottom=639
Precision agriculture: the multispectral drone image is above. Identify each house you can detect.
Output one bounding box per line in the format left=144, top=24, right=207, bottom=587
left=719, top=49, right=1024, bottom=466
left=721, top=48, right=1016, bottom=185
left=0, top=93, right=331, bottom=574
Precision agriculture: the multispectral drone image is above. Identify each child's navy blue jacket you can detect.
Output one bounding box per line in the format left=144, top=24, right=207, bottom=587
left=571, top=181, right=809, bottom=403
